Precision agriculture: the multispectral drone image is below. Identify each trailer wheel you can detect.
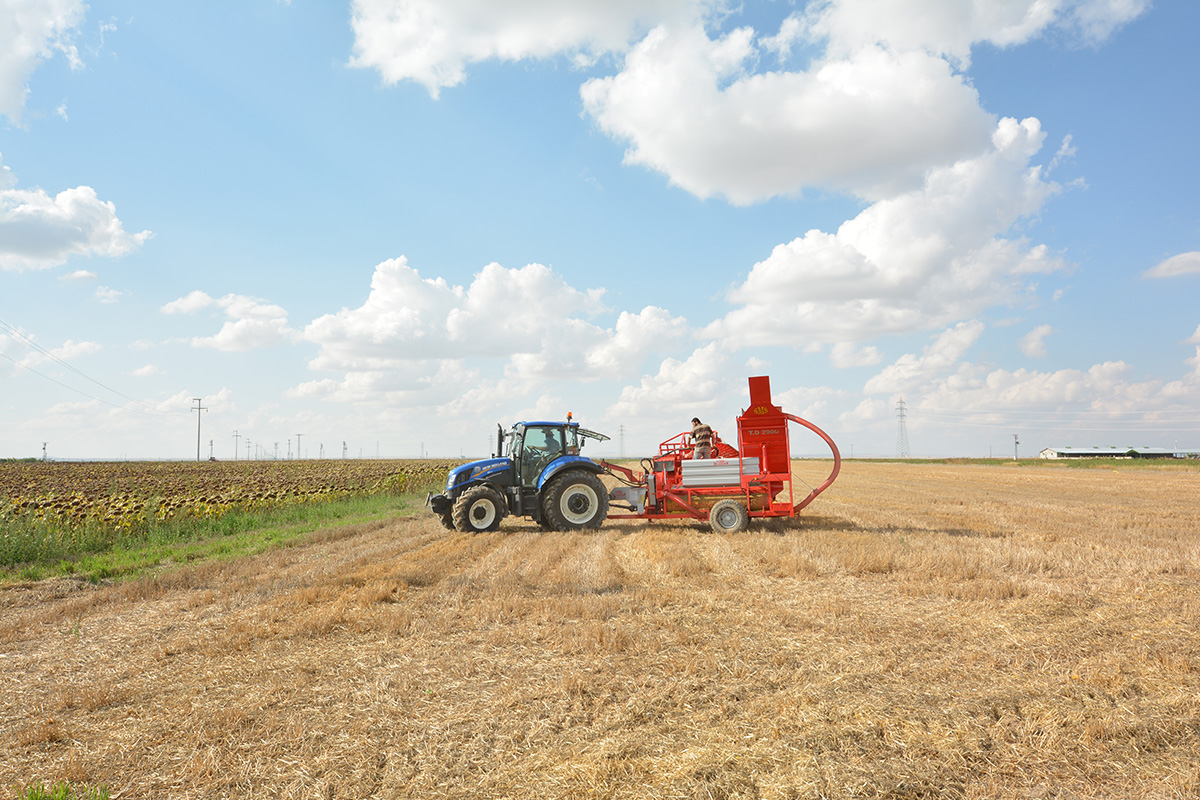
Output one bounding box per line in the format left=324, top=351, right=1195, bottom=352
left=709, top=499, right=749, bottom=533
left=452, top=485, right=505, bottom=533
left=542, top=472, right=608, bottom=531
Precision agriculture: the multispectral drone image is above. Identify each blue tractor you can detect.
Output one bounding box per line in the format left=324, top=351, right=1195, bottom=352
left=427, top=418, right=611, bottom=532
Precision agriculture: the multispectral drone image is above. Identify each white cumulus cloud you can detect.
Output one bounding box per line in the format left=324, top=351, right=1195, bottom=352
left=606, top=342, right=730, bottom=421
left=585, top=306, right=690, bottom=376
left=303, top=257, right=604, bottom=368
left=705, top=117, right=1065, bottom=347
left=798, top=0, right=1149, bottom=68
left=161, top=289, right=217, bottom=314
left=93, top=286, right=125, bottom=304
left=162, top=290, right=297, bottom=351
left=12, top=337, right=101, bottom=371
left=840, top=347, right=1200, bottom=453
left=348, top=0, right=710, bottom=98
left=348, top=1, right=1147, bottom=206
left=0, top=0, right=86, bottom=124
left=830, top=342, right=883, bottom=368
left=299, top=257, right=689, bottom=404
left=0, top=156, right=152, bottom=271
left=863, top=321, right=985, bottom=395
left=1019, top=324, right=1055, bottom=358
left=581, top=26, right=993, bottom=204
left=1143, top=251, right=1200, bottom=278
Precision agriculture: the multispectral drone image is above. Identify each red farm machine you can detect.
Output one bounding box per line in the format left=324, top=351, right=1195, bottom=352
left=427, top=375, right=840, bottom=533
left=600, top=375, right=841, bottom=532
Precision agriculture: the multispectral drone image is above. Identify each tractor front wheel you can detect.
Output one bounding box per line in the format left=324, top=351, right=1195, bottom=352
left=709, top=498, right=750, bottom=533
left=452, top=485, right=505, bottom=533
left=542, top=472, right=608, bottom=531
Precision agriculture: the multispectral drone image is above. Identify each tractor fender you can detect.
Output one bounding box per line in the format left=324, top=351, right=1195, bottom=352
left=536, top=456, right=604, bottom=492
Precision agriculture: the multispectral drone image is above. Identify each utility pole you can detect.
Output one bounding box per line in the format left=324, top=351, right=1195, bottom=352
left=246, top=439, right=252, bottom=460
left=233, top=430, right=240, bottom=461
left=1013, top=434, right=1020, bottom=461
left=191, top=398, right=207, bottom=462
left=895, top=398, right=911, bottom=459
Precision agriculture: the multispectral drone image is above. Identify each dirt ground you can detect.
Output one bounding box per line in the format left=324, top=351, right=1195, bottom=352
left=2, top=460, right=1198, bottom=799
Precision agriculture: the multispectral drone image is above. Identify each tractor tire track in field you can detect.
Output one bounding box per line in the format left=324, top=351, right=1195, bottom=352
left=3, top=461, right=1200, bottom=799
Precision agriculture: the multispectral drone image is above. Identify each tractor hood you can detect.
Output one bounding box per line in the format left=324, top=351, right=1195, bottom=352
left=445, top=457, right=511, bottom=491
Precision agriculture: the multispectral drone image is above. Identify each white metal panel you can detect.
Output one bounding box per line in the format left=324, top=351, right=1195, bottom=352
left=679, top=457, right=760, bottom=487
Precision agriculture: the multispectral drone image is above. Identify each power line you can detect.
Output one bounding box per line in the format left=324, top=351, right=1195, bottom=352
left=0, top=318, right=179, bottom=416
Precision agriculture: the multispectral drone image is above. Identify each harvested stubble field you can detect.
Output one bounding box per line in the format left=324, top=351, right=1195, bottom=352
left=2, top=460, right=1198, bottom=799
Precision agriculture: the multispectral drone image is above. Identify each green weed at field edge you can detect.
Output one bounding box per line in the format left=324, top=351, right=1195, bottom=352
left=1, top=492, right=425, bottom=585
left=17, top=782, right=109, bottom=800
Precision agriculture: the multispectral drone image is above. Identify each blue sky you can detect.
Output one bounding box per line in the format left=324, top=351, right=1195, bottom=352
left=1, top=0, right=1197, bottom=460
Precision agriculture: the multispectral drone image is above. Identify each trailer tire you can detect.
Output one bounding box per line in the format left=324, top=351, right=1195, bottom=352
left=452, top=485, right=505, bottom=533
left=542, top=472, right=608, bottom=531
left=709, top=499, right=749, bottom=533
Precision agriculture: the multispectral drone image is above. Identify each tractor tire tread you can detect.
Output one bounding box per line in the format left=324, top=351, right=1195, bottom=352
left=452, top=485, right=505, bottom=533
left=541, top=471, right=608, bottom=531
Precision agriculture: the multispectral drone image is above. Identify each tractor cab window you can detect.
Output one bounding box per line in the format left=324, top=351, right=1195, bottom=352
left=525, top=427, right=562, bottom=459
left=520, top=426, right=563, bottom=485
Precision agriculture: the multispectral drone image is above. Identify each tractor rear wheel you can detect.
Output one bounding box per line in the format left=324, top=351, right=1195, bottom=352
left=452, top=485, right=505, bottom=533
left=709, top=499, right=749, bottom=533
left=542, top=472, right=608, bottom=531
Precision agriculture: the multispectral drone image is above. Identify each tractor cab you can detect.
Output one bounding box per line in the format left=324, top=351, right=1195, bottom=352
left=505, top=421, right=608, bottom=488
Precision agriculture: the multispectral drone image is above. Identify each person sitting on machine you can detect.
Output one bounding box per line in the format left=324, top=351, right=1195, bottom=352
left=691, top=417, right=713, bottom=459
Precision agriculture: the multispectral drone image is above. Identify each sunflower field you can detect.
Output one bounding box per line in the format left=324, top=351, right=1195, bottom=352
left=0, top=459, right=458, bottom=570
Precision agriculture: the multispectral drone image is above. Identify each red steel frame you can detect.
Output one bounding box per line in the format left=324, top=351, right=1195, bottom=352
left=602, top=375, right=841, bottom=522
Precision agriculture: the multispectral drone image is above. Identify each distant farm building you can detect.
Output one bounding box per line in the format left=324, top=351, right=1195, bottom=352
left=1039, top=446, right=1183, bottom=460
